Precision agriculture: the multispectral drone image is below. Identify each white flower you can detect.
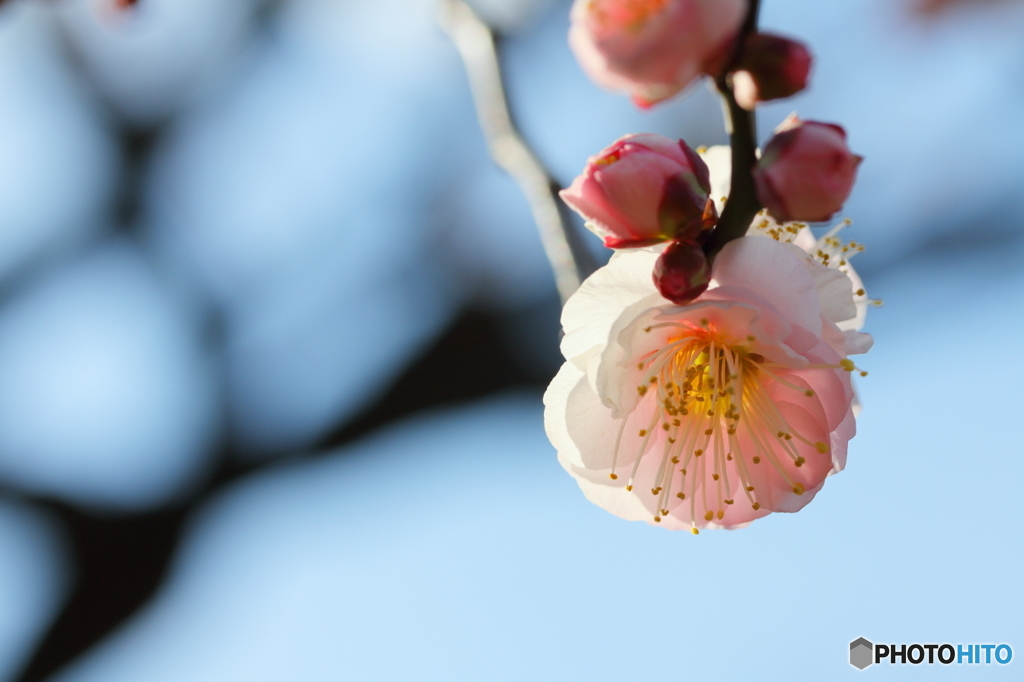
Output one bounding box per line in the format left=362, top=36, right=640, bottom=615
left=543, top=148, right=873, bottom=531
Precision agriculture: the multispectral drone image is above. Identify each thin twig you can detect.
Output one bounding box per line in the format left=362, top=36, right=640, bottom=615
left=438, top=0, right=595, bottom=304
left=703, top=0, right=764, bottom=261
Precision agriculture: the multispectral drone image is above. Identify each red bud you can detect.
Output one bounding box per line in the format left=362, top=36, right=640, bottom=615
left=753, top=117, right=861, bottom=223
left=732, top=33, right=812, bottom=110
left=653, top=240, right=711, bottom=304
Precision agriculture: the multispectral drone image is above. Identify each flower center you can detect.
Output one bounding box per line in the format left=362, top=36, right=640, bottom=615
left=609, top=323, right=838, bottom=533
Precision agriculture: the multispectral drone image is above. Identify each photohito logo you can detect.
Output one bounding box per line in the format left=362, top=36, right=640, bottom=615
left=849, top=638, right=1013, bottom=669
left=850, top=638, right=873, bottom=670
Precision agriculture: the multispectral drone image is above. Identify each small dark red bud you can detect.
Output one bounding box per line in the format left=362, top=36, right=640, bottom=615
left=653, top=240, right=711, bottom=305
left=731, top=33, right=812, bottom=110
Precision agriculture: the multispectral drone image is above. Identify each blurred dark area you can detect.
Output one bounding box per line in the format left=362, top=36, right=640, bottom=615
left=15, top=307, right=550, bottom=682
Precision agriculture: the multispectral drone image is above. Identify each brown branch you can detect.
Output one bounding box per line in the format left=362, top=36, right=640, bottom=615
left=438, top=0, right=596, bottom=305
left=702, top=0, right=764, bottom=261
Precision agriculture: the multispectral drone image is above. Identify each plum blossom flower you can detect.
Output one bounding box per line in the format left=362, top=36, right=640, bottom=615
left=544, top=152, right=872, bottom=530
left=568, top=0, right=746, bottom=107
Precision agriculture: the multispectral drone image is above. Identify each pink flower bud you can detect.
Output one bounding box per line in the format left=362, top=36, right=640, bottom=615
left=560, top=133, right=717, bottom=249
left=732, top=33, right=812, bottom=110
left=753, top=118, right=862, bottom=223
left=653, top=239, right=711, bottom=304
left=568, top=0, right=747, bottom=108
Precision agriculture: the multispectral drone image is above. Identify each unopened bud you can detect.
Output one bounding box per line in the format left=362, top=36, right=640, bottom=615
left=653, top=239, right=711, bottom=304
left=753, top=117, right=862, bottom=223
left=732, top=33, right=812, bottom=110
left=561, top=134, right=716, bottom=249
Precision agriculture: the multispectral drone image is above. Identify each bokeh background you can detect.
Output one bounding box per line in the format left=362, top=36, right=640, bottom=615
left=0, top=0, right=1021, bottom=679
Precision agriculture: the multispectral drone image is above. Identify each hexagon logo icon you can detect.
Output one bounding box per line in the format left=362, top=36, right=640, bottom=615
left=850, top=637, right=874, bottom=670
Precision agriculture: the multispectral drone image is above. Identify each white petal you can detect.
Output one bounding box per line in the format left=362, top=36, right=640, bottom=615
left=843, top=329, right=874, bottom=356
left=549, top=358, right=660, bottom=472
left=837, top=263, right=869, bottom=332
left=699, top=145, right=732, bottom=214
left=792, top=225, right=817, bottom=251
left=560, top=248, right=660, bottom=362
left=809, top=261, right=857, bottom=325
left=542, top=360, right=586, bottom=468
left=711, top=236, right=822, bottom=335
left=562, top=462, right=654, bottom=523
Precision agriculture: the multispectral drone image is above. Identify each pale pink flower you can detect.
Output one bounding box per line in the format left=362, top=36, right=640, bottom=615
left=544, top=225, right=872, bottom=531
left=753, top=116, right=862, bottom=223
left=560, top=133, right=715, bottom=249
left=568, top=0, right=746, bottom=107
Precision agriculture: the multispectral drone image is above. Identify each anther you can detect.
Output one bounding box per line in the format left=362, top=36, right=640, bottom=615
left=638, top=429, right=647, bottom=437
left=712, top=473, right=720, bottom=481
left=795, top=457, right=805, bottom=467
left=625, top=485, right=633, bottom=491
left=746, top=486, right=755, bottom=492
left=815, top=442, right=829, bottom=454
left=792, top=483, right=805, bottom=495
left=691, top=527, right=699, bottom=535
left=752, top=456, right=761, bottom=464
left=653, top=516, right=661, bottom=523
left=676, top=493, right=686, bottom=500
left=724, top=499, right=734, bottom=505
left=716, top=510, right=724, bottom=520
left=752, top=502, right=761, bottom=510
left=704, top=510, right=714, bottom=521
left=609, top=473, right=618, bottom=480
